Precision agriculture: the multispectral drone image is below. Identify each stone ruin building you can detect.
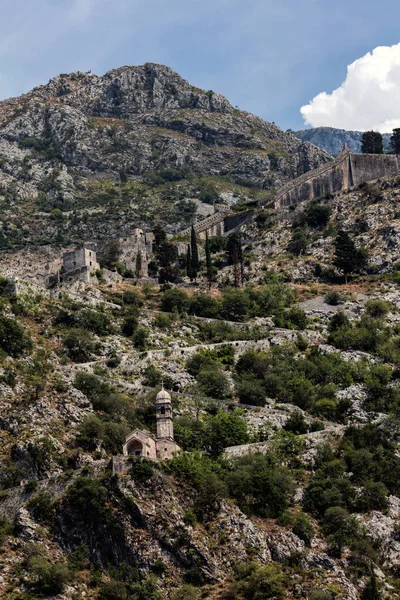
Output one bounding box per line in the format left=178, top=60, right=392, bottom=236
left=61, top=244, right=101, bottom=284
left=113, top=388, right=181, bottom=473
left=118, top=229, right=154, bottom=278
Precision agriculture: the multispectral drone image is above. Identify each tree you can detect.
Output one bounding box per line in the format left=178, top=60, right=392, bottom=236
left=186, top=244, right=194, bottom=281
left=334, top=230, right=368, bottom=283
left=190, top=225, right=199, bottom=281
left=205, top=231, right=213, bottom=289
left=390, top=128, right=400, bottom=154
left=287, top=227, right=309, bottom=256
left=157, top=241, right=177, bottom=283
left=361, top=570, right=382, bottom=600
left=226, top=231, right=244, bottom=287
left=361, top=131, right=383, bottom=154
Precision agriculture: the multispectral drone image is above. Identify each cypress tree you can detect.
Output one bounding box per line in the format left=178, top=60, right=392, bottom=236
left=361, top=571, right=382, bottom=600
left=361, top=131, right=383, bottom=154
left=190, top=225, right=199, bottom=281
left=205, top=231, right=213, bottom=289
left=390, top=128, right=400, bottom=154
left=186, top=244, right=194, bottom=281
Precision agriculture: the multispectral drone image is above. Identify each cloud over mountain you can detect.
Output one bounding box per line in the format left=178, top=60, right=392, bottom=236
left=301, top=43, right=400, bottom=133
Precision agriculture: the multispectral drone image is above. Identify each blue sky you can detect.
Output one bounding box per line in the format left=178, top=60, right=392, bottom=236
left=2, top=0, right=400, bottom=130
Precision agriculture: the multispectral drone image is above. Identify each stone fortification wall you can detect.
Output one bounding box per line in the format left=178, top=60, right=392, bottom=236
left=349, top=153, right=400, bottom=187
left=271, top=148, right=400, bottom=209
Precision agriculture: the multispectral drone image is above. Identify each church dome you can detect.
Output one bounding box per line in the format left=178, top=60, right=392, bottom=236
left=155, top=388, right=171, bottom=403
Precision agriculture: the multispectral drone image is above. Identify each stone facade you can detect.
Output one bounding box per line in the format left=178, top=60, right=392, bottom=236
left=120, top=388, right=181, bottom=464
left=118, top=229, right=154, bottom=277
left=270, top=147, right=400, bottom=209
left=62, top=245, right=100, bottom=283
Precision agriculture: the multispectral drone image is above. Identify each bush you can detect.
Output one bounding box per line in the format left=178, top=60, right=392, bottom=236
left=63, top=328, right=97, bottom=362
left=27, top=492, right=55, bottom=525
left=221, top=289, right=250, bottom=321
left=161, top=289, right=189, bottom=313
left=133, top=327, right=149, bottom=350
left=305, top=204, right=331, bottom=228
left=189, top=295, right=220, bottom=318
left=75, top=308, right=111, bottom=335
left=197, top=369, right=230, bottom=399
left=292, top=513, right=314, bottom=546
left=121, top=315, right=138, bottom=337
left=172, top=584, right=199, bottom=600
left=0, top=314, right=32, bottom=356
left=154, top=312, right=172, bottom=328
left=99, top=580, right=128, bottom=600
left=284, top=411, right=308, bottom=435
left=28, top=555, right=71, bottom=596
left=226, top=453, right=294, bottom=517
left=309, top=591, right=333, bottom=600
left=365, top=299, right=391, bottom=318
left=287, top=227, right=308, bottom=255
left=236, top=378, right=266, bottom=406
left=186, top=352, right=219, bottom=377
left=66, top=476, right=107, bottom=524
left=324, top=290, right=343, bottom=306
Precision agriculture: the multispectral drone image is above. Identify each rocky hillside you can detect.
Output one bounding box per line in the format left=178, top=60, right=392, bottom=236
left=2, top=171, right=400, bottom=598
left=0, top=63, right=330, bottom=248
left=294, top=127, right=391, bottom=156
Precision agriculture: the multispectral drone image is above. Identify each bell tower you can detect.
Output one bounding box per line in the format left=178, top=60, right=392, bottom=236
left=155, top=388, right=174, bottom=440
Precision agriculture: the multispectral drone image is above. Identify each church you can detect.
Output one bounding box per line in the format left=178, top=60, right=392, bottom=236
left=123, top=387, right=181, bottom=461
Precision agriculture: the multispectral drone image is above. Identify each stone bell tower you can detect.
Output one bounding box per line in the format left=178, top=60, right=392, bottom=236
left=155, top=387, right=174, bottom=440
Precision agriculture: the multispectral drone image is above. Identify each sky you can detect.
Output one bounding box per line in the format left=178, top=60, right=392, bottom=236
left=1, top=0, right=400, bottom=131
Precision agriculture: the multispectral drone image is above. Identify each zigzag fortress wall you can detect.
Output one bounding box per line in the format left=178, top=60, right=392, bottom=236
left=273, top=149, right=400, bottom=209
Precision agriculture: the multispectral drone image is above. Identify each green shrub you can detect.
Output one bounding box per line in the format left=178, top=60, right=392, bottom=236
left=365, top=299, right=391, bottom=318
left=129, top=456, right=155, bottom=483
left=236, top=378, right=266, bottom=406
left=189, top=295, right=220, bottom=318
left=172, top=584, right=199, bottom=600
left=63, top=328, right=97, bottom=362
left=221, top=289, right=250, bottom=321
left=161, top=289, right=189, bottom=313
left=186, top=352, right=219, bottom=377
left=28, top=555, right=71, bottom=596
left=99, top=580, right=128, bottom=600
left=324, top=290, right=343, bottom=306
left=0, top=314, right=32, bottom=356
left=121, top=315, right=138, bottom=337
left=66, top=476, right=107, bottom=524
left=154, top=312, right=172, bottom=328
left=305, top=204, right=331, bottom=228
left=197, top=369, right=230, bottom=399
left=27, top=492, right=55, bottom=525
left=75, top=308, right=111, bottom=335
left=292, top=513, right=314, bottom=546
left=284, top=411, right=308, bottom=435
left=226, top=453, right=294, bottom=517
left=133, top=327, right=149, bottom=350
left=309, top=591, right=333, bottom=600
left=287, top=227, right=308, bottom=255
left=0, top=518, right=12, bottom=547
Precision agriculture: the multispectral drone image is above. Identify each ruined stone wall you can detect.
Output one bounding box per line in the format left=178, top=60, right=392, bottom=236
left=272, top=149, right=400, bottom=209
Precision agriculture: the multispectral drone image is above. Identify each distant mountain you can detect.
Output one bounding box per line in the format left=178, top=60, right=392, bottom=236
left=0, top=63, right=331, bottom=247
left=293, top=127, right=391, bottom=156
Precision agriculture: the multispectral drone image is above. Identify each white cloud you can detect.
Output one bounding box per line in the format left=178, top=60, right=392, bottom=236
left=69, top=0, right=94, bottom=24
left=300, top=43, right=400, bottom=132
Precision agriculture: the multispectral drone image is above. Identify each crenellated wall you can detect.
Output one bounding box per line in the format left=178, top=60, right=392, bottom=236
left=270, top=148, right=400, bottom=209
